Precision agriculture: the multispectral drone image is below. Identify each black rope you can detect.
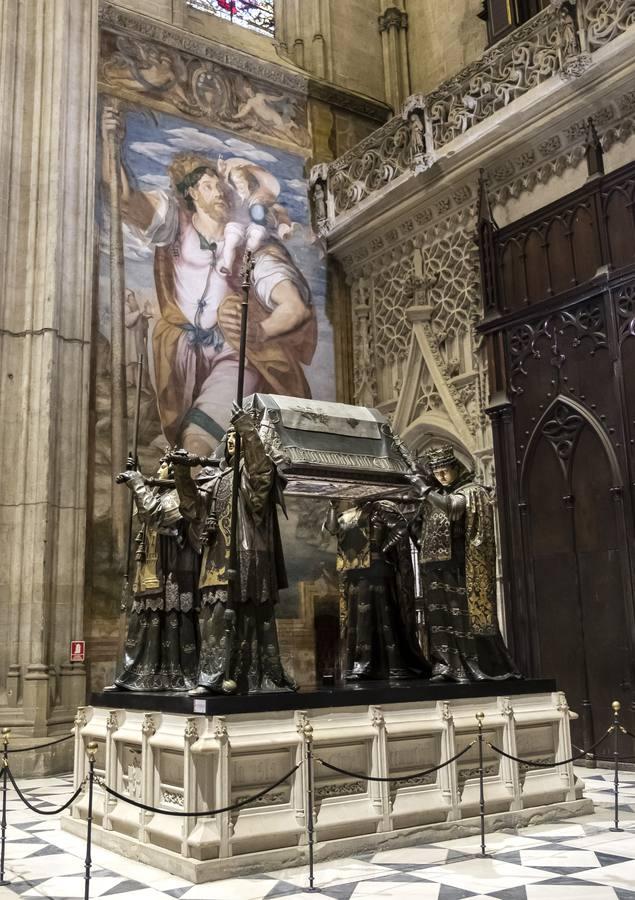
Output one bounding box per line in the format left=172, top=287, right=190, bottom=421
left=488, top=732, right=613, bottom=768
left=620, top=726, right=635, bottom=741
left=592, top=753, right=635, bottom=763
left=6, top=767, right=84, bottom=816
left=97, top=760, right=302, bottom=817
left=315, top=740, right=476, bottom=784
left=570, top=730, right=617, bottom=757
left=3, top=733, right=74, bottom=755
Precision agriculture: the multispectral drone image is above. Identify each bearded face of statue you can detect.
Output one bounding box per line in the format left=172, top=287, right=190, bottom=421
left=433, top=465, right=459, bottom=487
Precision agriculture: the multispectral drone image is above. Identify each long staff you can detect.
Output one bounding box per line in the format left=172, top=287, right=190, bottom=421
left=222, top=251, right=254, bottom=693
left=117, top=356, right=143, bottom=658
left=106, top=99, right=129, bottom=563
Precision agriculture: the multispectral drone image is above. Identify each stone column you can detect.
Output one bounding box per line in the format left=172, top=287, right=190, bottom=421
left=378, top=3, right=410, bottom=111
left=0, top=0, right=97, bottom=766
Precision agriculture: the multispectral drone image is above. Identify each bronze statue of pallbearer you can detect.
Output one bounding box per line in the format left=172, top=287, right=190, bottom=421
left=323, top=498, right=431, bottom=682
left=167, top=401, right=296, bottom=696
left=410, top=445, right=521, bottom=684
left=104, top=453, right=199, bottom=692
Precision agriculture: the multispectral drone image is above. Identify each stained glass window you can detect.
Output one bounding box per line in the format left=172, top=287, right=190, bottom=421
left=187, top=0, right=275, bottom=37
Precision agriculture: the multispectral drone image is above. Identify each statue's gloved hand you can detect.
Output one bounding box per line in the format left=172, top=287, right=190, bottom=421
left=115, top=469, right=136, bottom=484
left=408, top=473, right=433, bottom=498
left=231, top=401, right=254, bottom=435
left=380, top=519, right=407, bottom=554
left=166, top=448, right=205, bottom=468
left=115, top=453, right=139, bottom=482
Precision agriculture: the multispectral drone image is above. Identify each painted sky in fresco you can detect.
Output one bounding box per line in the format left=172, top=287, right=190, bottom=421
left=98, top=107, right=332, bottom=400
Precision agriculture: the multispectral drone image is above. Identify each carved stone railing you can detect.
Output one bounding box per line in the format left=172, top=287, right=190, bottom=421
left=311, top=0, right=635, bottom=229
left=311, top=99, right=428, bottom=225
left=579, top=0, right=635, bottom=51
left=426, top=5, right=577, bottom=150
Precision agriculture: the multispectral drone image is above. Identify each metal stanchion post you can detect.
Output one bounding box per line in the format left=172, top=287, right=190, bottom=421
left=0, top=729, right=10, bottom=886
left=304, top=721, right=317, bottom=892
left=610, top=700, right=623, bottom=833
left=476, top=712, right=487, bottom=857
left=84, top=741, right=98, bottom=900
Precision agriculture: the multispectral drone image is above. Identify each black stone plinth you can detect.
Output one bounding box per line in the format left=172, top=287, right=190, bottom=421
left=91, top=677, right=556, bottom=716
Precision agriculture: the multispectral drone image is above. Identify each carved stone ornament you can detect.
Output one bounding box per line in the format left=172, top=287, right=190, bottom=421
left=98, top=27, right=310, bottom=150
left=370, top=705, right=385, bottom=729
left=74, top=708, right=87, bottom=730
left=126, top=751, right=142, bottom=800
left=184, top=718, right=199, bottom=741
left=378, top=7, right=409, bottom=33
left=214, top=716, right=229, bottom=739
left=142, top=714, right=156, bottom=737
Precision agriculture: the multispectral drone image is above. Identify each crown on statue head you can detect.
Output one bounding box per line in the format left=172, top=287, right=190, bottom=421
left=426, top=444, right=458, bottom=470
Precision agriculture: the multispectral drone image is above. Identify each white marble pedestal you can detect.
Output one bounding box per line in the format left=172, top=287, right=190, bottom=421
left=63, top=690, right=591, bottom=883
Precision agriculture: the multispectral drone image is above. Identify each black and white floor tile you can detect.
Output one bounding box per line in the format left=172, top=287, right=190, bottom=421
left=1, top=768, right=635, bottom=899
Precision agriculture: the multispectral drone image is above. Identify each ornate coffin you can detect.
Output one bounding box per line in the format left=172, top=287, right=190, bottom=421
left=243, top=393, right=415, bottom=498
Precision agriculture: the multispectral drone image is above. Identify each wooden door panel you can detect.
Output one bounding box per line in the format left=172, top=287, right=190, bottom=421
left=483, top=162, right=635, bottom=750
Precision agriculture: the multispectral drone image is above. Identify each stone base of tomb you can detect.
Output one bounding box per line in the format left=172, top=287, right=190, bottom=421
left=63, top=681, right=592, bottom=883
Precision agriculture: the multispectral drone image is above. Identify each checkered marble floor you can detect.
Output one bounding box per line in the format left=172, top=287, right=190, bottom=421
left=1, top=768, right=635, bottom=899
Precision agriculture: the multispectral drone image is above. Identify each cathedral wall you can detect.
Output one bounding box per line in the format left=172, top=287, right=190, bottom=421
left=406, top=0, right=488, bottom=95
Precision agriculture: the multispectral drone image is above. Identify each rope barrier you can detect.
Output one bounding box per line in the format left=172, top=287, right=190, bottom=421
left=95, top=760, right=302, bottom=818
left=570, top=730, right=618, bottom=757
left=0, top=698, right=631, bottom=899
left=487, top=729, right=613, bottom=769
left=3, top=733, right=73, bottom=755
left=593, top=754, right=635, bottom=763
left=315, top=740, right=476, bottom=783
left=6, top=768, right=84, bottom=816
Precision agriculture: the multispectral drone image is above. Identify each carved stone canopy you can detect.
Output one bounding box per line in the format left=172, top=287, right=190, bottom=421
left=378, top=7, right=409, bottom=33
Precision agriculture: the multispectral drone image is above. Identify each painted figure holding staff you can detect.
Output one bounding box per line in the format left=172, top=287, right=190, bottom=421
left=100, top=107, right=316, bottom=460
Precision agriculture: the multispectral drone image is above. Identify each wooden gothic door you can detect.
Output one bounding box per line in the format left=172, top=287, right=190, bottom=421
left=479, top=160, right=635, bottom=748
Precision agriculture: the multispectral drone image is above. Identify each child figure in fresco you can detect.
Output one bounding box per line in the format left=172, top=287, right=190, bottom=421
left=216, top=157, right=293, bottom=274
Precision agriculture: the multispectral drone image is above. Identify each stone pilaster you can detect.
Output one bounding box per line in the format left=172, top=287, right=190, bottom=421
left=378, top=3, right=410, bottom=111
left=0, top=0, right=97, bottom=766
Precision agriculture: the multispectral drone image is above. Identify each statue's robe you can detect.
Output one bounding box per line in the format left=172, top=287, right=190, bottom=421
left=175, top=415, right=294, bottom=694
left=115, top=475, right=199, bottom=691
left=334, top=500, right=432, bottom=682
left=418, top=471, right=521, bottom=683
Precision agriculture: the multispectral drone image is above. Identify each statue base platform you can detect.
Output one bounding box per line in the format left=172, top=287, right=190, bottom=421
left=89, top=676, right=557, bottom=715
left=64, top=682, right=591, bottom=884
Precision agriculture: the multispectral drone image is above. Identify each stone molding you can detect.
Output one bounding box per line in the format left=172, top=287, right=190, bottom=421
left=99, top=1, right=390, bottom=123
